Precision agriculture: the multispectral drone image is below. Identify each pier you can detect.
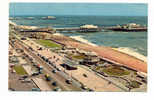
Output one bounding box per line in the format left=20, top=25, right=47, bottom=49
left=55, top=27, right=103, bottom=32
left=15, top=24, right=147, bottom=33
left=55, top=25, right=102, bottom=32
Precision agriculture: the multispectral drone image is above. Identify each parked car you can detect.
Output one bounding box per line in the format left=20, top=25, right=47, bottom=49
left=32, top=72, right=39, bottom=76
left=45, top=74, right=51, bottom=81
left=48, top=61, right=51, bottom=65
left=9, top=88, right=15, bottom=91
left=65, top=79, right=72, bottom=84
left=21, top=37, right=27, bottom=40
left=53, top=87, right=61, bottom=91
left=38, top=47, right=43, bottom=50
left=32, top=88, right=41, bottom=91
left=81, top=85, right=88, bottom=90
left=32, top=63, right=37, bottom=67
left=83, top=73, right=88, bottom=78
left=88, top=89, right=94, bottom=92
left=22, top=75, right=28, bottom=79
left=56, top=68, right=61, bottom=71
left=52, top=69, right=57, bottom=73
left=37, top=53, right=40, bottom=56
left=52, top=81, right=57, bottom=86
left=21, top=79, right=31, bottom=83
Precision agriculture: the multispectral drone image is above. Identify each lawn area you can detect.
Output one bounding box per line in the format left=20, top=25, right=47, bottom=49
left=68, top=54, right=86, bottom=60
left=95, top=66, right=102, bottom=71
left=102, top=66, right=130, bottom=76
left=72, top=55, right=86, bottom=60
left=14, top=66, right=27, bottom=75
left=36, top=39, right=62, bottom=48
left=129, top=80, right=141, bottom=88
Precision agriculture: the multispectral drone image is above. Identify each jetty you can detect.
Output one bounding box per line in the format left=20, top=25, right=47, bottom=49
left=12, top=23, right=147, bottom=33
left=55, top=25, right=102, bottom=32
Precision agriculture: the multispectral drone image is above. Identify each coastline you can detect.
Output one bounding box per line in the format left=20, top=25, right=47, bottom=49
left=67, top=35, right=147, bottom=63
left=9, top=22, right=147, bottom=72
left=69, top=35, right=97, bottom=46
left=112, top=47, right=147, bottom=62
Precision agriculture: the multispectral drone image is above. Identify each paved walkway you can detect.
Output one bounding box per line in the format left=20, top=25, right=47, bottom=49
left=32, top=78, right=52, bottom=91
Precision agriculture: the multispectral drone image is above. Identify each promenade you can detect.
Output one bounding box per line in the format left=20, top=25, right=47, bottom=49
left=50, top=35, right=147, bottom=73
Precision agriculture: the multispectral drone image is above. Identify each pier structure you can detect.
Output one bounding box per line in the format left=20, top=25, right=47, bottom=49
left=13, top=23, right=147, bottom=33
left=55, top=25, right=102, bottom=32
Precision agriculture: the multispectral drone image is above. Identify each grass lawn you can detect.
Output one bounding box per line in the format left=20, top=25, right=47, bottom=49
left=95, top=66, right=102, bottom=71
left=72, top=55, right=86, bottom=60
left=68, top=54, right=86, bottom=60
left=36, top=39, right=62, bottom=48
left=128, top=80, right=141, bottom=88
left=102, top=66, right=130, bottom=76
left=14, top=66, right=27, bottom=75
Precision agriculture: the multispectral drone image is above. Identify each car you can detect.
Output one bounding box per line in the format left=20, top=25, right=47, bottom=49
left=41, top=56, right=44, bottom=59
left=52, top=82, right=57, bottom=86
left=21, top=37, right=27, bottom=40
left=19, top=77, right=25, bottom=80
left=38, top=47, right=43, bottom=50
left=9, top=88, right=15, bottom=91
left=25, top=55, right=29, bottom=58
left=22, top=75, right=28, bottom=79
left=52, top=69, right=57, bottom=73
left=29, top=47, right=34, bottom=51
left=48, top=61, right=51, bottom=64
left=22, top=56, right=25, bottom=59
left=45, top=74, right=51, bottom=81
left=53, top=87, right=61, bottom=91
left=29, top=57, right=33, bottom=61
left=39, top=70, right=43, bottom=74
left=65, top=79, right=72, bottom=84
left=45, top=58, right=49, bottom=62
left=88, top=89, right=94, bottom=92
left=32, top=63, right=37, bottom=67
left=21, top=79, right=31, bottom=83
left=32, top=72, right=39, bottom=76
left=37, top=53, right=40, bottom=56
left=81, top=85, right=88, bottom=90
left=56, top=68, right=61, bottom=71
left=32, top=88, right=41, bottom=91
left=83, top=73, right=88, bottom=78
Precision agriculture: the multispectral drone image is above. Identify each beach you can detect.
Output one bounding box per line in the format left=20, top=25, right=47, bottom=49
left=49, top=34, right=147, bottom=73
left=113, top=47, right=147, bottom=62
left=66, top=34, right=147, bottom=63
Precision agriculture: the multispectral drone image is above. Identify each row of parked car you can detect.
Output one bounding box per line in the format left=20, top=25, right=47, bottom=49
left=44, top=74, right=62, bottom=91
left=37, top=53, right=62, bottom=71
left=22, top=53, right=43, bottom=76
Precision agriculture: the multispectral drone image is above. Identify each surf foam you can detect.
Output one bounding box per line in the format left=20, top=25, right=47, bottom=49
left=113, top=47, right=147, bottom=62
left=70, top=35, right=97, bottom=46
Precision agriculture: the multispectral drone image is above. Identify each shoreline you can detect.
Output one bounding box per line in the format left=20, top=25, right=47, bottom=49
left=112, top=47, right=147, bottom=62
left=66, top=34, right=147, bottom=63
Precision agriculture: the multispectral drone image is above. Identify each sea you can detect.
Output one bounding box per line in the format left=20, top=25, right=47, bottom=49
left=10, top=15, right=147, bottom=56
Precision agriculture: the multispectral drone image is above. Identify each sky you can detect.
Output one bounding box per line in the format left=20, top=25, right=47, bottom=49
left=9, top=3, right=147, bottom=16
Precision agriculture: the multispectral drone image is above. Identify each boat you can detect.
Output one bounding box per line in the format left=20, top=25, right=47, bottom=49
left=42, top=16, right=56, bottom=20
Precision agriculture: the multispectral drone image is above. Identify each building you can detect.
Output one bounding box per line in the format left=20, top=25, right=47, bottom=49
left=61, top=59, right=78, bottom=70
left=79, top=25, right=101, bottom=32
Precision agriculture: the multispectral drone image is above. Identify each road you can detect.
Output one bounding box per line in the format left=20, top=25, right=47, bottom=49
left=13, top=37, right=82, bottom=91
